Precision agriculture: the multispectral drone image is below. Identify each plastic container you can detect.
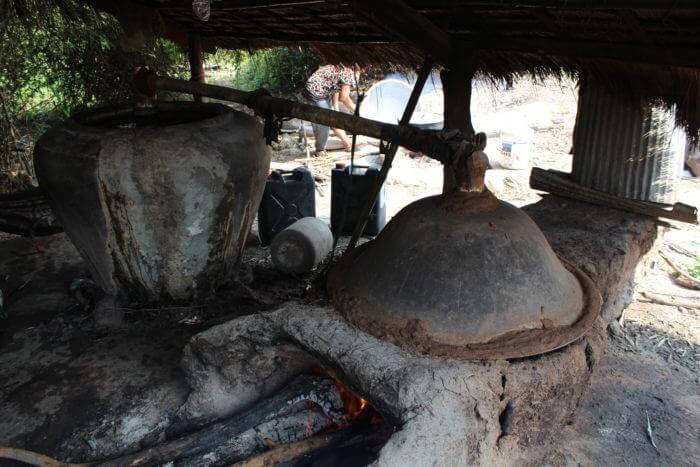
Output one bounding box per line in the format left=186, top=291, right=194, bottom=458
left=360, top=78, right=444, bottom=130
left=331, top=164, right=386, bottom=236
left=258, top=167, right=316, bottom=245
left=499, top=126, right=533, bottom=170
left=271, top=217, right=333, bottom=274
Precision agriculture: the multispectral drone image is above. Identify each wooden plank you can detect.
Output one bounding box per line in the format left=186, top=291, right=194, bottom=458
left=351, top=0, right=451, bottom=64
left=530, top=168, right=698, bottom=224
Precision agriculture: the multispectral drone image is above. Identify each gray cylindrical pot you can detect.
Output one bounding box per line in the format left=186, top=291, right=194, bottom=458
left=271, top=217, right=333, bottom=274
left=34, top=102, right=271, bottom=303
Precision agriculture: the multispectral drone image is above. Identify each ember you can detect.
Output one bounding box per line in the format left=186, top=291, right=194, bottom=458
left=311, top=367, right=380, bottom=424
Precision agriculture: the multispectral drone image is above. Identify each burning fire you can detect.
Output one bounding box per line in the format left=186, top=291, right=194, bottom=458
left=311, top=367, right=375, bottom=423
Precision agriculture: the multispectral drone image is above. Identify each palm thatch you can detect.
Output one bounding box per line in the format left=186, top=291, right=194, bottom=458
left=64, top=1, right=700, bottom=140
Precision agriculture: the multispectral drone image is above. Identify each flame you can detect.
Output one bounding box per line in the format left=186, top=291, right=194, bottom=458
left=311, top=367, right=374, bottom=422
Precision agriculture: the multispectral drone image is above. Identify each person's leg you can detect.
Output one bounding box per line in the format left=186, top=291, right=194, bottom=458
left=332, top=128, right=352, bottom=150
left=307, top=97, right=331, bottom=152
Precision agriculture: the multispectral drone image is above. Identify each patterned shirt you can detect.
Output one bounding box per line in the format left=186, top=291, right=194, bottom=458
left=305, top=65, right=354, bottom=100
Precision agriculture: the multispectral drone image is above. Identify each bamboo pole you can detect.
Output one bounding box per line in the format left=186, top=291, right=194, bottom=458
left=133, top=68, right=464, bottom=163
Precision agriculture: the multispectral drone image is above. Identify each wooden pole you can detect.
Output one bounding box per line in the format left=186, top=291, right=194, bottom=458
left=134, top=69, right=468, bottom=163
left=441, top=43, right=476, bottom=193
left=346, top=58, right=433, bottom=250
left=530, top=167, right=698, bottom=224
left=187, top=32, right=204, bottom=103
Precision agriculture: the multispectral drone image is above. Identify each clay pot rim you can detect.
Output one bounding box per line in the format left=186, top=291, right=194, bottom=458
left=329, top=242, right=602, bottom=360
left=70, top=101, right=233, bottom=130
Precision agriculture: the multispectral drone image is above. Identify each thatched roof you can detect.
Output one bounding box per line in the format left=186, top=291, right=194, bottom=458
left=90, top=0, right=700, bottom=139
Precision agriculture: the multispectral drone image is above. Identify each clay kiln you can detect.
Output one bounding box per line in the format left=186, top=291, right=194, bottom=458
left=330, top=150, right=601, bottom=359
left=166, top=148, right=605, bottom=466
left=34, top=102, right=271, bottom=303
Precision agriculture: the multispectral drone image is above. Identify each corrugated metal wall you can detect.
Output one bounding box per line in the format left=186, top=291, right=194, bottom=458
left=572, top=80, right=684, bottom=204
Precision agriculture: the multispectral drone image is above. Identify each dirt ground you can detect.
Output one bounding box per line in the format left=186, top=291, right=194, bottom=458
left=0, top=78, right=698, bottom=465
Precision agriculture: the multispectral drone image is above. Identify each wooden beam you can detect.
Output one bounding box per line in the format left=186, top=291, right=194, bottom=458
left=134, top=69, right=470, bottom=163
left=441, top=42, right=476, bottom=193
left=350, top=0, right=451, bottom=64
left=471, top=36, right=700, bottom=68
left=187, top=31, right=204, bottom=103
left=618, top=9, right=654, bottom=45
left=456, top=0, right=700, bottom=8
left=212, top=0, right=325, bottom=10
left=530, top=8, right=570, bottom=40
left=203, top=32, right=388, bottom=44
left=530, top=168, right=698, bottom=224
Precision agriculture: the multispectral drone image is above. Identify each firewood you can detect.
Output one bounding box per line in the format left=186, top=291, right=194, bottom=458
left=641, top=291, right=700, bottom=309
left=96, top=375, right=343, bottom=467
left=179, top=408, right=336, bottom=467
left=658, top=250, right=700, bottom=290
left=232, top=427, right=357, bottom=467
left=0, top=446, right=87, bottom=467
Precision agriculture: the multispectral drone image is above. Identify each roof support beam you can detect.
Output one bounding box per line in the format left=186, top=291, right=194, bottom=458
left=456, top=0, right=700, bottom=9
left=618, top=9, right=654, bottom=45
left=473, top=37, right=700, bottom=68
left=348, top=0, right=451, bottom=65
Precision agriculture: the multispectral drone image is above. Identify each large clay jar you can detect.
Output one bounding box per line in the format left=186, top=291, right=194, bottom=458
left=35, top=102, right=271, bottom=303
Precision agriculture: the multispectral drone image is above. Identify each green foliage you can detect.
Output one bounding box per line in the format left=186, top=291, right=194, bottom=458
left=1, top=1, right=186, bottom=114
left=690, top=256, right=700, bottom=279
left=0, top=0, right=319, bottom=191
left=228, top=47, right=319, bottom=93
left=0, top=0, right=186, bottom=190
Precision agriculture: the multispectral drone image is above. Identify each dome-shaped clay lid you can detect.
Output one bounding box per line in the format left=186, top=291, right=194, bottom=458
left=329, top=194, right=601, bottom=359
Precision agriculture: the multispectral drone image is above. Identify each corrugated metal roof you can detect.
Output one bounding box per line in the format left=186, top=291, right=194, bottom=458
left=572, top=80, right=684, bottom=205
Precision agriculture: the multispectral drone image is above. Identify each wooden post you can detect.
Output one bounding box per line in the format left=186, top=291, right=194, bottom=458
left=188, top=32, right=204, bottom=103
left=441, top=43, right=476, bottom=193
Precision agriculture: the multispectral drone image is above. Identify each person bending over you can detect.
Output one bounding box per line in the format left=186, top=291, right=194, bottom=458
left=303, top=64, right=358, bottom=156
